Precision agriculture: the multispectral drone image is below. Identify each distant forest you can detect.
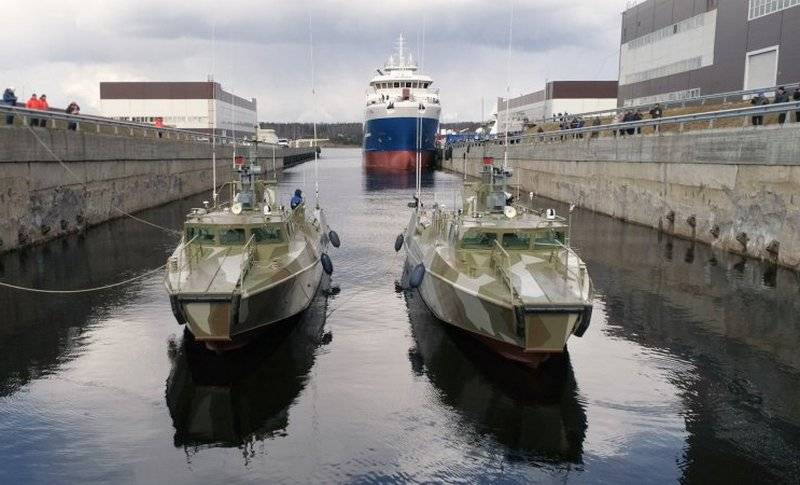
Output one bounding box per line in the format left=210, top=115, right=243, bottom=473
left=259, top=122, right=483, bottom=146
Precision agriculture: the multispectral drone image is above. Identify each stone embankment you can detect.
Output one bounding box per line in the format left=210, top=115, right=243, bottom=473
left=448, top=124, right=800, bottom=269
left=0, top=127, right=316, bottom=252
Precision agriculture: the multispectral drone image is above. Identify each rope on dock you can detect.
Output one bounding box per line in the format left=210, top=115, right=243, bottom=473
left=0, top=264, right=167, bottom=293
left=25, top=126, right=181, bottom=236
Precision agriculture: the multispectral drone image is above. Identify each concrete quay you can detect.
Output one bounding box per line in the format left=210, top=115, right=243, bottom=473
left=448, top=124, right=800, bottom=269
left=0, top=127, right=316, bottom=252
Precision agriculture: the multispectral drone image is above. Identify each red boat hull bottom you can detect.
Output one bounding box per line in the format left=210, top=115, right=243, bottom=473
left=476, top=334, right=556, bottom=367
left=363, top=150, right=433, bottom=172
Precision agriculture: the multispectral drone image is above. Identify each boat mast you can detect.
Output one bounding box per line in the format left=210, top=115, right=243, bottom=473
left=211, top=22, right=218, bottom=207
left=309, top=11, right=320, bottom=209
left=502, top=1, right=514, bottom=177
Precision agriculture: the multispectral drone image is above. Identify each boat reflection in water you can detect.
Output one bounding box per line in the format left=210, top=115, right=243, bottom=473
left=165, top=291, right=331, bottom=451
left=404, top=289, right=587, bottom=463
left=362, top=165, right=437, bottom=192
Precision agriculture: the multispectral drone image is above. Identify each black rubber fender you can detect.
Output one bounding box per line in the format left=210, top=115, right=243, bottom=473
left=574, top=306, right=593, bottom=337
left=321, top=253, right=333, bottom=275
left=329, top=230, right=341, bottom=248
left=409, top=263, right=425, bottom=289
left=394, top=233, right=404, bottom=252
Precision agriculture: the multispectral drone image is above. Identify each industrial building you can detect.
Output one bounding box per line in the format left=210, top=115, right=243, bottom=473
left=619, top=0, right=800, bottom=106
left=494, top=80, right=618, bottom=133
left=99, top=81, right=257, bottom=138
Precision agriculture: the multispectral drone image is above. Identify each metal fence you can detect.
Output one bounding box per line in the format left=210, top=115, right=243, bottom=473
left=459, top=100, right=800, bottom=147
left=529, top=81, right=800, bottom=125
left=0, top=104, right=246, bottom=145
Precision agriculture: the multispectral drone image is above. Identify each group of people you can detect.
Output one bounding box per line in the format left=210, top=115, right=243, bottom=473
left=1, top=87, right=81, bottom=129
left=749, top=86, right=800, bottom=126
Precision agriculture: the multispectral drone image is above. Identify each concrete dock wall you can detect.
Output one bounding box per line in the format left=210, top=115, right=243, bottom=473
left=0, top=127, right=315, bottom=252
left=448, top=124, right=800, bottom=269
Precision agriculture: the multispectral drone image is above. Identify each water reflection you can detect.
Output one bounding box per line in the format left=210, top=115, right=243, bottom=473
left=165, top=292, right=331, bottom=452
left=570, top=203, right=800, bottom=482
left=404, top=290, right=587, bottom=464
left=0, top=197, right=193, bottom=396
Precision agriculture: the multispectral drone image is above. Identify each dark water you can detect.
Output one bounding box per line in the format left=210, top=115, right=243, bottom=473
left=1, top=148, right=799, bottom=484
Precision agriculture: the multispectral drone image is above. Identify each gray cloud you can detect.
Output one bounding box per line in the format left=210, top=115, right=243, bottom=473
left=0, top=0, right=626, bottom=121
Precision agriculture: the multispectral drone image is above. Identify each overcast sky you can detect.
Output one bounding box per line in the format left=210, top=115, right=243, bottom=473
left=1, top=0, right=627, bottom=122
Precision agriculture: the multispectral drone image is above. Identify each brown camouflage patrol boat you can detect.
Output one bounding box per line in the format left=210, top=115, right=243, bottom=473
left=165, top=149, right=338, bottom=352
left=401, top=160, right=593, bottom=366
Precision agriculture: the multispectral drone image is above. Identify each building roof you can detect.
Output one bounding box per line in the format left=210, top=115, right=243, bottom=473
left=100, top=81, right=256, bottom=111
left=499, top=80, right=619, bottom=110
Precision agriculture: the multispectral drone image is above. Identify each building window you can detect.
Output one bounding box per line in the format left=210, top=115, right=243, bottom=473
left=749, top=0, right=800, bottom=21
left=626, top=12, right=706, bottom=50
left=626, top=56, right=703, bottom=84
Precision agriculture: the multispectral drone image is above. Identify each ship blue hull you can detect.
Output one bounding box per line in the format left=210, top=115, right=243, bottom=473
left=363, top=117, right=439, bottom=171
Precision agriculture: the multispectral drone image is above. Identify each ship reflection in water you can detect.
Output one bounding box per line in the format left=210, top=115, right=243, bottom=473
left=404, top=290, right=587, bottom=464
left=165, top=294, right=331, bottom=451
left=362, top=165, right=436, bottom=192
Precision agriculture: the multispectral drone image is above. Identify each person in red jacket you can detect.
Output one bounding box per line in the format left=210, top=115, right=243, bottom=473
left=38, top=94, right=49, bottom=128
left=26, top=94, right=41, bottom=126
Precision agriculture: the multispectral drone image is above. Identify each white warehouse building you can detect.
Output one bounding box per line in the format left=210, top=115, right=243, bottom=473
left=494, top=80, right=619, bottom=133
left=99, top=81, right=257, bottom=138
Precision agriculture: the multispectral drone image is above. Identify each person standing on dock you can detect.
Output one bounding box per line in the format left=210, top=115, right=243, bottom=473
left=65, top=101, right=80, bottom=130
left=38, top=94, right=49, bottom=128
left=751, top=93, right=767, bottom=126
left=774, top=86, right=789, bottom=124
left=2, top=87, right=17, bottom=125
left=26, top=93, right=41, bottom=126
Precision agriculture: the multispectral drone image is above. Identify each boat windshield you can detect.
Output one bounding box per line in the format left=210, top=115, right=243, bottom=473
left=502, top=232, right=532, bottom=250
left=461, top=231, right=497, bottom=249
left=186, top=226, right=216, bottom=244
left=219, top=228, right=246, bottom=245
left=252, top=226, right=283, bottom=243
left=533, top=229, right=566, bottom=248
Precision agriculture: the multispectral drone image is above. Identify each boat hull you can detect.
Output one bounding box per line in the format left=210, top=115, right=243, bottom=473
left=363, top=115, right=439, bottom=172
left=174, top=262, right=324, bottom=350
left=404, top=257, right=588, bottom=367
left=363, top=150, right=434, bottom=171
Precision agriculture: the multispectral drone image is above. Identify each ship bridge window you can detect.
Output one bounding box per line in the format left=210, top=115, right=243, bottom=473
left=393, top=82, right=400, bottom=88
left=533, top=230, right=566, bottom=248
left=461, top=231, right=497, bottom=249
left=502, top=232, right=532, bottom=249
left=186, top=227, right=216, bottom=244
left=219, top=228, right=246, bottom=245
left=252, top=226, right=283, bottom=243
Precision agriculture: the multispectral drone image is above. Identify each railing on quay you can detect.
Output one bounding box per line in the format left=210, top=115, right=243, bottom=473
left=0, top=104, right=249, bottom=145
left=528, top=81, right=800, bottom=125
left=455, top=100, right=800, bottom=147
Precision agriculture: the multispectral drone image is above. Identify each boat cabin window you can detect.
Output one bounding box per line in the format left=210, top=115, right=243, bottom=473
left=186, top=226, right=216, bottom=244
left=502, top=232, right=532, bottom=249
left=393, top=82, right=399, bottom=88
left=461, top=231, right=497, bottom=249
left=219, top=228, right=246, bottom=245
left=533, top=229, right=566, bottom=248
left=251, top=226, right=283, bottom=243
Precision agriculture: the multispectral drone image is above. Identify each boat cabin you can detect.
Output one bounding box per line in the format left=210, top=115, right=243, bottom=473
left=185, top=222, right=287, bottom=246
left=458, top=227, right=566, bottom=251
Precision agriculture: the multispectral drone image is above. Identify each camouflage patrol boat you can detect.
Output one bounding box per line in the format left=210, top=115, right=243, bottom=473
left=165, top=147, right=338, bottom=352
left=400, top=160, right=593, bottom=366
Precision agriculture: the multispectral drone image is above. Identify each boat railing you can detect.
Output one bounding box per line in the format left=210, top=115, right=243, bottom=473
left=491, top=239, right=522, bottom=305
left=236, top=234, right=257, bottom=290
left=549, top=241, right=589, bottom=292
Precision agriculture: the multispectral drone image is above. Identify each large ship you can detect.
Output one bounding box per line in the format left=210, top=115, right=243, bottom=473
left=363, top=35, right=440, bottom=171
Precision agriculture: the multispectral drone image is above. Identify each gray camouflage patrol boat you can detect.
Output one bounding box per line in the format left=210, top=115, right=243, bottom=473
left=165, top=147, right=338, bottom=352
left=400, top=159, right=593, bottom=366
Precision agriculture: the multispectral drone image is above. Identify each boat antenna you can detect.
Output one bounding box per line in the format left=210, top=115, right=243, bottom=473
left=309, top=9, right=320, bottom=209
left=503, top=1, right=514, bottom=175
left=211, top=21, right=218, bottom=207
